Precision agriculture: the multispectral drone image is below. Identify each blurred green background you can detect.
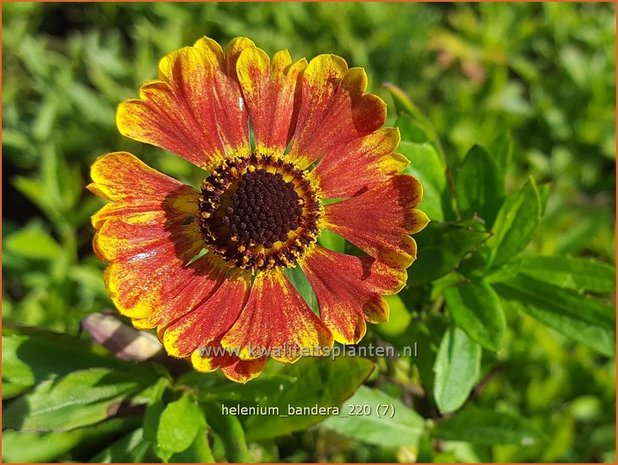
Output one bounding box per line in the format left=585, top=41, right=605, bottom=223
left=2, top=2, right=616, bottom=463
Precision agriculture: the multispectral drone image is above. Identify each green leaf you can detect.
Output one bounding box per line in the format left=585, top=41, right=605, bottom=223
left=203, top=403, right=250, bottom=462
left=285, top=266, right=317, bottom=312
left=2, top=326, right=149, bottom=395
left=141, top=376, right=171, bottom=449
left=396, top=114, right=431, bottom=143
left=2, top=430, right=83, bottom=463
left=406, top=315, right=447, bottom=390
left=494, top=274, right=615, bottom=356
left=13, top=176, right=57, bottom=220
left=4, top=223, right=62, bottom=260
left=433, top=327, right=481, bottom=413
left=385, top=83, right=435, bottom=139
left=443, top=280, right=506, bottom=351
left=513, top=255, right=616, bottom=293
left=4, top=368, right=144, bottom=432
left=168, top=431, right=215, bottom=463
left=242, top=357, right=374, bottom=441
left=90, top=428, right=151, bottom=463
left=433, top=407, right=544, bottom=446
left=490, top=131, right=514, bottom=175
left=2, top=418, right=137, bottom=463
left=455, top=145, right=505, bottom=227
left=318, top=229, right=345, bottom=253
left=155, top=394, right=207, bottom=462
left=376, top=295, right=411, bottom=338
left=408, top=222, right=490, bottom=286
left=323, top=386, right=424, bottom=448
left=400, top=141, right=446, bottom=221
left=487, top=177, right=542, bottom=268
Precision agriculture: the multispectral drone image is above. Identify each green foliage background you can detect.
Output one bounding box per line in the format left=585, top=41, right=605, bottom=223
left=2, top=2, right=616, bottom=463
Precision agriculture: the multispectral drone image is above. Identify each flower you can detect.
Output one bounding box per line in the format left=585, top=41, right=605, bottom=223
left=88, top=36, right=429, bottom=383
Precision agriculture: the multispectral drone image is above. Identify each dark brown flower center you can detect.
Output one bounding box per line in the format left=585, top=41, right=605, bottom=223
left=198, top=154, right=322, bottom=272
left=225, top=169, right=302, bottom=248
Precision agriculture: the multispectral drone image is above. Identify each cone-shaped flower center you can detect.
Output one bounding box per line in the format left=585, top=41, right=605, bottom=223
left=198, top=154, right=322, bottom=272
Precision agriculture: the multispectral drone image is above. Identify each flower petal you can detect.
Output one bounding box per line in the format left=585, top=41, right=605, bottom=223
left=221, top=356, right=267, bottom=383
left=161, top=274, right=250, bottom=358
left=221, top=271, right=333, bottom=362
left=237, top=47, right=307, bottom=153
left=88, top=151, right=196, bottom=209
left=89, top=152, right=236, bottom=329
left=287, top=58, right=386, bottom=169
left=191, top=348, right=267, bottom=384
left=224, top=37, right=257, bottom=77
left=311, top=127, right=408, bottom=198
left=88, top=152, right=202, bottom=263
left=324, top=174, right=429, bottom=269
left=117, top=38, right=250, bottom=169
left=301, top=246, right=407, bottom=344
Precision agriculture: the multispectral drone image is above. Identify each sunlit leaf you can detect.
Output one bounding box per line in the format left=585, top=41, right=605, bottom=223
left=487, top=177, right=542, bottom=268
left=433, top=327, right=481, bottom=413
left=4, top=223, right=62, bottom=260
left=155, top=394, right=207, bottom=462
left=323, top=386, right=424, bottom=448
left=400, top=141, right=447, bottom=221
left=4, top=368, right=145, bottom=432
left=511, top=255, right=616, bottom=294
left=242, top=357, right=374, bottom=441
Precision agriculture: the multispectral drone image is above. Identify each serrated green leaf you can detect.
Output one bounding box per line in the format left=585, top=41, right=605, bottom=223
left=488, top=177, right=542, bottom=268
left=433, top=407, right=544, bottom=445
left=323, top=386, right=424, bottom=448
left=408, top=222, right=490, bottom=286
left=242, top=357, right=374, bottom=441
left=433, top=327, right=481, bottom=413
left=494, top=274, right=615, bottom=356
left=456, top=145, right=505, bottom=227
left=443, top=280, right=506, bottom=351
left=4, top=368, right=143, bottom=432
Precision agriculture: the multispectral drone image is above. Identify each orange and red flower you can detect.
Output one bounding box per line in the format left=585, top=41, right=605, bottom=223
left=89, top=36, right=428, bottom=383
